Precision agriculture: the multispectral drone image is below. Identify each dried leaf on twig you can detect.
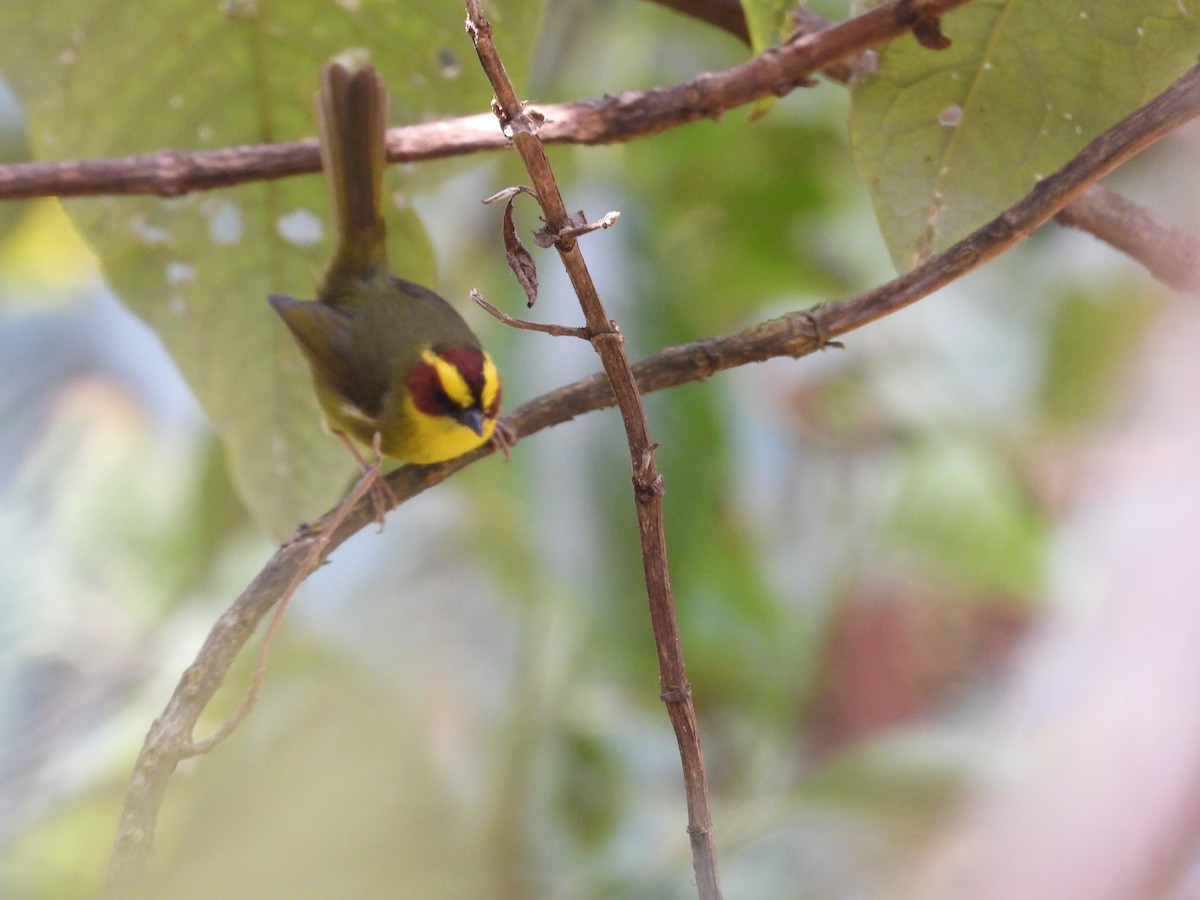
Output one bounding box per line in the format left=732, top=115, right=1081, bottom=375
left=484, top=186, right=540, bottom=306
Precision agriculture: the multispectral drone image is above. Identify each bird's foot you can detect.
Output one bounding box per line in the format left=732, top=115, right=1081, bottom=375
left=490, top=420, right=515, bottom=461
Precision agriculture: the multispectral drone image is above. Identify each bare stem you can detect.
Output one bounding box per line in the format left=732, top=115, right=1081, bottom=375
left=466, top=1, right=725, bottom=894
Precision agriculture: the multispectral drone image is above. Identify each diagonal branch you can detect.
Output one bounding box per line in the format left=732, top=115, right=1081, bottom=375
left=104, top=58, right=1200, bottom=895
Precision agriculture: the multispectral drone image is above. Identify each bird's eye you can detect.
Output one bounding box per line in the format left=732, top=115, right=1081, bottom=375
left=433, top=388, right=454, bottom=410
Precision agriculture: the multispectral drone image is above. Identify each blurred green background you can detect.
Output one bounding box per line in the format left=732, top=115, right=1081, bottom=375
left=2, top=1, right=1199, bottom=898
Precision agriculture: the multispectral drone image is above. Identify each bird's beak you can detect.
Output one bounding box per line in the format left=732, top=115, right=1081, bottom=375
left=457, top=409, right=486, bottom=436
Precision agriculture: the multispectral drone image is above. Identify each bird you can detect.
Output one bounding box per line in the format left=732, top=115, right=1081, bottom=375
left=269, top=56, right=503, bottom=515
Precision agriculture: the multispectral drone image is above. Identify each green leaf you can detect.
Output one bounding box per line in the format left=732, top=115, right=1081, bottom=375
left=0, top=0, right=543, bottom=535
left=741, top=0, right=794, bottom=53
left=849, top=0, right=1200, bottom=272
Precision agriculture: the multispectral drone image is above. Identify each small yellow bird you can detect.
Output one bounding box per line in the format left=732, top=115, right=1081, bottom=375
left=269, top=57, right=502, bottom=480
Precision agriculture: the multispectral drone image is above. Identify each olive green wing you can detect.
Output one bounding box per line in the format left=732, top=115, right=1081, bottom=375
left=267, top=294, right=388, bottom=421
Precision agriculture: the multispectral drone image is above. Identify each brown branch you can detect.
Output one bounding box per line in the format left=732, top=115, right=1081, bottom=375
left=0, top=0, right=972, bottom=201
left=103, top=46, right=1200, bottom=900
left=466, top=1, right=724, bottom=896
left=1055, top=183, right=1200, bottom=296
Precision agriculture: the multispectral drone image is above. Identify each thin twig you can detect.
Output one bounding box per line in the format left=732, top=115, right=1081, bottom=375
left=465, top=1, right=725, bottom=896
left=470, top=289, right=590, bottom=337
left=103, top=54, right=1200, bottom=898
left=550, top=210, right=621, bottom=244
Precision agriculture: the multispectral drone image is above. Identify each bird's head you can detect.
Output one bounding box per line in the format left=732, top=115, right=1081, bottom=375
left=398, top=345, right=501, bottom=463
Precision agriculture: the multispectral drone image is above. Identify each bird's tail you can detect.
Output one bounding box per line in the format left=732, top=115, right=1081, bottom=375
left=316, top=54, right=389, bottom=288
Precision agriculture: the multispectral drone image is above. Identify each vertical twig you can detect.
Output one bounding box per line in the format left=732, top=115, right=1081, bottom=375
left=464, top=3, right=723, bottom=898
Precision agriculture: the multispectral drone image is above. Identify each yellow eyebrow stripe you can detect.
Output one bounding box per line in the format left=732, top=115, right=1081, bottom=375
left=481, top=352, right=499, bottom=410
left=421, top=348, right=474, bottom=409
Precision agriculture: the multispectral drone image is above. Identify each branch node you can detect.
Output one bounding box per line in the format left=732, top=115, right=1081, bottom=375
left=801, top=305, right=844, bottom=352
left=535, top=209, right=619, bottom=251
left=490, top=98, right=546, bottom=139
left=588, top=323, right=625, bottom=354
left=679, top=71, right=727, bottom=121
left=635, top=472, right=666, bottom=501
left=660, top=682, right=692, bottom=704
left=634, top=443, right=666, bottom=499
left=509, top=106, right=545, bottom=137
left=556, top=209, right=621, bottom=246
